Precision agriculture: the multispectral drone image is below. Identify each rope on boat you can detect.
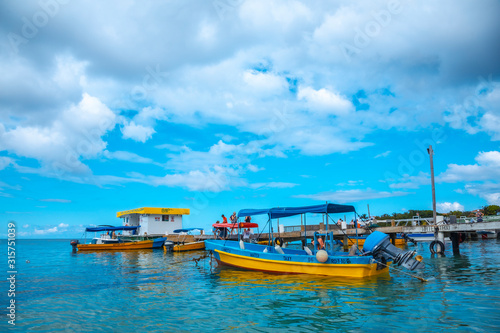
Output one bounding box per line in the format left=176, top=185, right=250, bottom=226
left=254, top=219, right=270, bottom=245
left=373, top=258, right=428, bottom=282
left=326, top=214, right=363, bottom=254
left=192, top=253, right=209, bottom=267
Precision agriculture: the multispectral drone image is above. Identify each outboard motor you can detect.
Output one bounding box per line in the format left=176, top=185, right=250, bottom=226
left=401, top=232, right=417, bottom=245
left=363, top=231, right=424, bottom=271
left=70, top=239, right=79, bottom=252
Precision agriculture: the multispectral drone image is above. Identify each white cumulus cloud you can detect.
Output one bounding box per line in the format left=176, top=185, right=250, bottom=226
left=437, top=202, right=465, bottom=213
left=121, top=122, right=156, bottom=143
left=0, top=93, right=117, bottom=179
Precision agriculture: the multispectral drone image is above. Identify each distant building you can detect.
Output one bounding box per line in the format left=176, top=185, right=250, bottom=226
left=116, top=207, right=190, bottom=236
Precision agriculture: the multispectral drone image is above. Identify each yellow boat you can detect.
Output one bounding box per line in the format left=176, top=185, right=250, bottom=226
left=212, top=246, right=390, bottom=278
left=169, top=228, right=206, bottom=252
left=173, top=241, right=205, bottom=252
left=205, top=203, right=425, bottom=278
left=70, top=226, right=167, bottom=251
left=76, top=238, right=166, bottom=251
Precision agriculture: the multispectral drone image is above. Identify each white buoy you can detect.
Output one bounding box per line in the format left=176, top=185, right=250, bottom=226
left=316, top=250, right=328, bottom=263
left=239, top=240, right=245, bottom=250
left=275, top=245, right=285, bottom=254
left=304, top=247, right=313, bottom=255
left=263, top=248, right=268, bottom=253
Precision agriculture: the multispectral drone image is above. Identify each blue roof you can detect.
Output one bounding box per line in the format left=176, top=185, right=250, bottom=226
left=238, top=203, right=356, bottom=219
left=85, top=226, right=140, bottom=232
left=236, top=209, right=271, bottom=218
left=173, top=228, right=204, bottom=233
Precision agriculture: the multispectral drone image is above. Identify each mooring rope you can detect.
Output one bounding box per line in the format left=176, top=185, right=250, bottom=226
left=373, top=258, right=428, bottom=282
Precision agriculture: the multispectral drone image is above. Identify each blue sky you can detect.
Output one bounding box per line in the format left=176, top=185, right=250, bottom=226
left=1, top=0, right=499, bottom=238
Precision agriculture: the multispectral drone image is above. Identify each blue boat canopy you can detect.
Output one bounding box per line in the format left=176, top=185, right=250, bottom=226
left=173, top=228, right=204, bottom=233
left=236, top=209, right=272, bottom=218
left=238, top=203, right=356, bottom=219
left=85, top=226, right=140, bottom=232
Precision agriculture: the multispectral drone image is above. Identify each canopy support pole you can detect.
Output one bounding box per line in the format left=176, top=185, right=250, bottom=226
left=355, top=213, right=359, bottom=251
left=304, top=214, right=307, bottom=249
left=268, top=217, right=272, bottom=246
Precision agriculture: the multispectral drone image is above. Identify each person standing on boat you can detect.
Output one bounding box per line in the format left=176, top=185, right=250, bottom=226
left=222, top=214, right=228, bottom=223
left=230, top=212, right=237, bottom=223
left=477, top=211, right=483, bottom=222
left=229, top=212, right=237, bottom=235
left=243, top=228, right=251, bottom=242
left=245, top=216, right=251, bottom=223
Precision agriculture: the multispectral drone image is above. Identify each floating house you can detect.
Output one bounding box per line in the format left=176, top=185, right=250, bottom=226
left=116, top=207, right=190, bottom=236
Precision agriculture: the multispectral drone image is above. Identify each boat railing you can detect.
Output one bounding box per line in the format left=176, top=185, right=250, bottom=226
left=284, top=226, right=302, bottom=232
left=284, top=225, right=321, bottom=232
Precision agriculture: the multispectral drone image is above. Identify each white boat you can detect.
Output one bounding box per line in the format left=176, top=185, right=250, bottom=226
left=476, top=230, right=498, bottom=239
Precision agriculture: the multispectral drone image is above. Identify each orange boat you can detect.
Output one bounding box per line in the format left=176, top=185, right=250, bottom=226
left=75, top=238, right=166, bottom=251
left=171, top=228, right=205, bottom=252
left=70, top=226, right=167, bottom=251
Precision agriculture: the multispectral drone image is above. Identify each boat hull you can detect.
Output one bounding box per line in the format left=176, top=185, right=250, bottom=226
left=406, top=233, right=450, bottom=242
left=206, top=240, right=390, bottom=278
left=77, top=237, right=166, bottom=251
left=173, top=241, right=205, bottom=252
left=477, top=231, right=498, bottom=239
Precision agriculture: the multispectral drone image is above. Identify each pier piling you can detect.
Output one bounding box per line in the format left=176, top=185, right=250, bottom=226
left=450, top=233, right=460, bottom=255
left=390, top=233, right=396, bottom=245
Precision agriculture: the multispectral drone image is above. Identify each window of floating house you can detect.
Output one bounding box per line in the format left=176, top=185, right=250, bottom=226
left=162, top=215, right=169, bottom=222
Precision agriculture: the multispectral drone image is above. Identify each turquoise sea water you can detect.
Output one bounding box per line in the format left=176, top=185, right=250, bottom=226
left=1, top=238, right=500, bottom=332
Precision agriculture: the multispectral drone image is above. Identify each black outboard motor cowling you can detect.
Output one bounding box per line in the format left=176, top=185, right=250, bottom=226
left=363, top=231, right=424, bottom=271
left=70, top=239, right=79, bottom=252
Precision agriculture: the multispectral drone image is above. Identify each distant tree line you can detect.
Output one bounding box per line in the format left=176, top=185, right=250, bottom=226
left=372, top=205, right=500, bottom=220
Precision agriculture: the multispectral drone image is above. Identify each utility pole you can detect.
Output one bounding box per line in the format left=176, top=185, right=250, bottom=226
left=427, top=145, right=437, bottom=225
left=367, top=204, right=371, bottom=218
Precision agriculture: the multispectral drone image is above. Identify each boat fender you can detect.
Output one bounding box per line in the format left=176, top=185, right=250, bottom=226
left=275, top=237, right=284, bottom=247
left=348, top=243, right=357, bottom=256
left=316, top=250, right=328, bottom=263
left=304, top=246, right=313, bottom=255
left=274, top=245, right=285, bottom=254
left=239, top=240, right=245, bottom=250
left=429, top=240, right=445, bottom=254
left=263, top=248, right=268, bottom=253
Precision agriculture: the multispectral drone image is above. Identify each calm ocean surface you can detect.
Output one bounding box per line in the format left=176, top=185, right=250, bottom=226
left=1, top=238, right=499, bottom=332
